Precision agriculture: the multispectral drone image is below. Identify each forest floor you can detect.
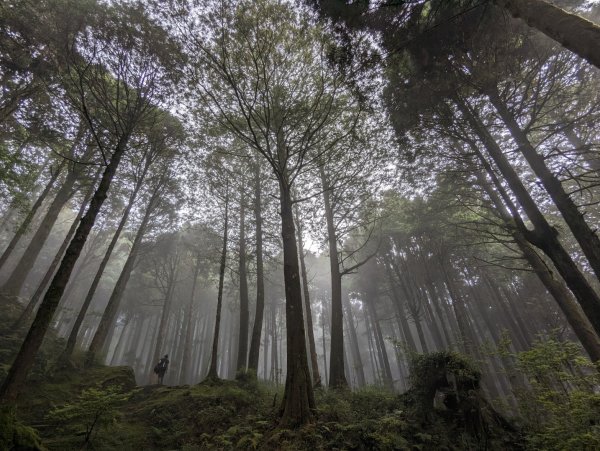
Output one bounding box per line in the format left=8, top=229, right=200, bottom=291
left=0, top=297, right=523, bottom=450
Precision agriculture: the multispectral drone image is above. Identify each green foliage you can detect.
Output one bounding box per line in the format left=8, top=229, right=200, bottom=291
left=46, top=385, right=133, bottom=448
left=409, top=351, right=481, bottom=390
left=0, top=406, right=45, bottom=451
left=512, top=338, right=600, bottom=450
left=408, top=350, right=481, bottom=418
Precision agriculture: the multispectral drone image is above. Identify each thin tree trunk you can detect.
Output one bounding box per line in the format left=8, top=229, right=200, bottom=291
left=60, top=159, right=149, bottom=359
left=319, top=166, right=347, bottom=389
left=0, top=169, right=79, bottom=298
left=476, top=169, right=600, bottom=361
left=207, top=184, right=229, bottom=380
left=236, top=188, right=249, bottom=373
left=248, top=164, right=265, bottom=373
left=487, top=87, right=600, bottom=284
left=181, top=254, right=201, bottom=384
left=14, top=171, right=99, bottom=328
left=294, top=201, right=322, bottom=387
left=0, top=133, right=130, bottom=404
left=82, top=179, right=162, bottom=363
left=364, top=290, right=394, bottom=390
left=342, top=292, right=366, bottom=387
left=384, top=259, right=418, bottom=353
left=0, top=160, right=65, bottom=273
left=494, top=0, right=600, bottom=70
left=271, top=303, right=279, bottom=384
left=456, top=96, right=600, bottom=336
left=151, top=265, right=179, bottom=375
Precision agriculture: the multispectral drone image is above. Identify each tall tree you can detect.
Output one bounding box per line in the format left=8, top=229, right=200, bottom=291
left=186, top=0, right=364, bottom=424
left=0, top=0, right=179, bottom=403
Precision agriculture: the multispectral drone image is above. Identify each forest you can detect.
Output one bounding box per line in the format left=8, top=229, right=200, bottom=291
left=1, top=0, right=600, bottom=449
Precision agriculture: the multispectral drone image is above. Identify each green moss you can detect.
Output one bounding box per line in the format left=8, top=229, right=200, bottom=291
left=0, top=407, right=45, bottom=451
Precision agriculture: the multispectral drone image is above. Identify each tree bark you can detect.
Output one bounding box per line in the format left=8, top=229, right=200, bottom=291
left=319, top=166, right=348, bottom=389
left=455, top=96, right=600, bottom=336
left=181, top=253, right=201, bottom=384
left=294, top=201, right=322, bottom=387
left=61, top=156, right=150, bottom=359
left=207, top=184, right=229, bottom=380
left=0, top=133, right=130, bottom=404
left=364, top=291, right=394, bottom=390
left=151, top=263, right=179, bottom=375
left=248, top=164, right=265, bottom=374
left=475, top=169, right=600, bottom=361
left=278, top=180, right=315, bottom=426
left=494, top=0, right=600, bottom=70
left=0, top=167, right=79, bottom=298
left=14, top=171, right=98, bottom=328
left=342, top=292, right=366, bottom=387
left=487, top=87, right=600, bottom=284
left=0, top=160, right=65, bottom=273
left=236, top=188, right=249, bottom=373
left=83, top=183, right=161, bottom=363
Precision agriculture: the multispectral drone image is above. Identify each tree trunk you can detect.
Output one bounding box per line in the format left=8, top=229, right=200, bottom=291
left=494, top=0, right=600, bottom=70
left=364, top=292, right=394, bottom=390
left=0, top=168, right=79, bottom=298
left=14, top=171, right=98, bottom=328
left=0, top=160, right=65, bottom=273
left=319, top=166, right=347, bottom=389
left=207, top=185, right=229, bottom=381
left=60, top=157, right=149, bottom=359
left=151, top=267, right=179, bottom=376
left=294, top=201, right=322, bottom=387
left=278, top=180, right=315, bottom=426
left=487, top=87, right=600, bottom=284
left=236, top=188, right=249, bottom=373
left=476, top=169, right=600, bottom=361
left=384, top=259, right=418, bottom=352
left=248, top=164, right=265, bottom=373
left=456, top=96, right=600, bottom=336
left=181, top=254, right=201, bottom=384
left=0, top=134, right=130, bottom=404
left=342, top=292, right=366, bottom=387
left=83, top=180, right=161, bottom=363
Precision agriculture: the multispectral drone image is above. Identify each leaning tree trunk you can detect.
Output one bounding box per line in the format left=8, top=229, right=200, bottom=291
left=0, top=160, right=65, bottom=273
left=206, top=185, right=229, bottom=381
left=83, top=184, right=160, bottom=364
left=319, top=166, right=348, bottom=389
left=487, top=87, right=600, bottom=284
left=248, top=164, right=265, bottom=373
left=0, top=133, right=130, bottom=404
left=236, top=188, right=249, bottom=373
left=294, top=201, right=322, bottom=387
left=0, top=167, right=79, bottom=298
left=475, top=169, right=600, bottom=361
left=455, top=96, right=600, bottom=336
left=14, top=170, right=99, bottom=328
left=62, top=167, right=149, bottom=362
left=494, top=0, right=600, bottom=70
left=278, top=178, right=315, bottom=427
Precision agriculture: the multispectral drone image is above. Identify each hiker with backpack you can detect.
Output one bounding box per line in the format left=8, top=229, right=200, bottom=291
left=154, top=354, right=169, bottom=384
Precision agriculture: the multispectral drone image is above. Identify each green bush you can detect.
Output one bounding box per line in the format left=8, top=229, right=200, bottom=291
left=0, top=406, right=45, bottom=451
left=46, top=385, right=133, bottom=448
left=514, top=338, right=600, bottom=450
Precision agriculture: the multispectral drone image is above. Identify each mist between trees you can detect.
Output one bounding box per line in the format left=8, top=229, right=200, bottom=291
left=1, top=0, right=600, bottom=434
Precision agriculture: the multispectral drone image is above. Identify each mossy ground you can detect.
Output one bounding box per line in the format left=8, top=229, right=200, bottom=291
left=0, top=297, right=522, bottom=450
